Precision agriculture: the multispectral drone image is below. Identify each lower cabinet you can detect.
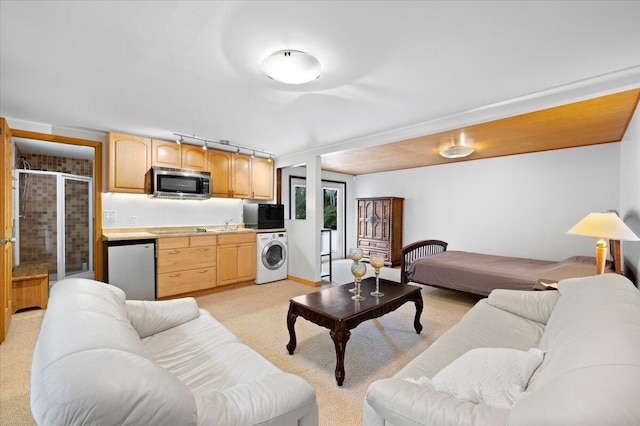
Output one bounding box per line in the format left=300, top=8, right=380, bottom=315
left=156, top=235, right=217, bottom=298
left=217, top=233, right=256, bottom=286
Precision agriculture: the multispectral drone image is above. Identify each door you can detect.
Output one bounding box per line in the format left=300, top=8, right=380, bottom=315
left=290, top=176, right=346, bottom=259
left=208, top=150, right=232, bottom=197
left=231, top=154, right=252, bottom=198
left=1, top=117, right=14, bottom=343
left=251, top=157, right=274, bottom=200
left=64, top=176, right=93, bottom=278
left=107, top=132, right=151, bottom=193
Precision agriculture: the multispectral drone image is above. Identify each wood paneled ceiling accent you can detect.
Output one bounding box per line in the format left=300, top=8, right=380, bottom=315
left=321, top=89, right=640, bottom=175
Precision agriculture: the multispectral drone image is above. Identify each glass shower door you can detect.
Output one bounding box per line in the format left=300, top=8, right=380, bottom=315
left=17, top=171, right=58, bottom=279
left=63, top=176, right=93, bottom=279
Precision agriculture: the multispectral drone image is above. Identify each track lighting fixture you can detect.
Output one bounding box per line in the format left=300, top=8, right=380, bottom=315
left=172, top=132, right=276, bottom=160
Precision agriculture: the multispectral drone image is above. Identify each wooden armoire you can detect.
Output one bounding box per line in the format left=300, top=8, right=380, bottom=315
left=356, top=197, right=403, bottom=266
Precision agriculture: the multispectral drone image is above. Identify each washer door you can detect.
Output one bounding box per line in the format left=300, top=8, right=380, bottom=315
left=262, top=240, right=286, bottom=270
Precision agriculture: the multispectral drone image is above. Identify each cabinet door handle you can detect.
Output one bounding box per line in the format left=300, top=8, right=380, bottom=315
left=198, top=248, right=209, bottom=252
left=168, top=273, right=181, bottom=278
left=198, top=269, right=209, bottom=274
left=168, top=250, right=181, bottom=254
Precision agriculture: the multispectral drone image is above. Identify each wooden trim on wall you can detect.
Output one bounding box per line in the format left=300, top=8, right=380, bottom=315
left=11, top=130, right=104, bottom=281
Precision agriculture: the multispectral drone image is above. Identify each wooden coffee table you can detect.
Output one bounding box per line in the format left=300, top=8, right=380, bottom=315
left=286, top=277, right=423, bottom=386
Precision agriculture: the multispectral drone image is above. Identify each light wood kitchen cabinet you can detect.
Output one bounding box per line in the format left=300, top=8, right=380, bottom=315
left=217, top=233, right=256, bottom=286
left=208, top=150, right=233, bottom=197
left=181, top=144, right=207, bottom=171
left=251, top=157, right=274, bottom=200
left=152, top=139, right=207, bottom=171
left=231, top=153, right=252, bottom=199
left=208, top=151, right=273, bottom=200
left=356, top=197, right=404, bottom=266
left=107, top=132, right=151, bottom=193
left=156, top=235, right=217, bottom=298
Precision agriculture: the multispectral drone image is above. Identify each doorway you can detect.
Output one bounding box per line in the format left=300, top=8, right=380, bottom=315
left=13, top=169, right=94, bottom=284
left=10, top=130, right=103, bottom=282
left=289, top=176, right=347, bottom=259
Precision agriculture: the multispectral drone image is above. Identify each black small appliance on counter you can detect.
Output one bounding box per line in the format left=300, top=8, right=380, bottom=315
left=243, top=203, right=285, bottom=229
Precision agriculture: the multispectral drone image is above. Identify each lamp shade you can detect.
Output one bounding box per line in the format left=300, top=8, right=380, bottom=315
left=260, top=50, right=321, bottom=84
left=567, top=212, right=640, bottom=241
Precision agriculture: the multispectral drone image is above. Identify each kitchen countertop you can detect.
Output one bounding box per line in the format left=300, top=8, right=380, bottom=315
left=102, top=226, right=287, bottom=241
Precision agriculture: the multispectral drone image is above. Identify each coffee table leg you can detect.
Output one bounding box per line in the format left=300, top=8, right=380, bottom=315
left=413, top=296, right=423, bottom=334
left=286, top=304, right=298, bottom=355
left=330, top=326, right=351, bottom=386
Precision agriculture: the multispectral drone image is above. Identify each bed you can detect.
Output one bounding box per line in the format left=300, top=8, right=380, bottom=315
left=400, top=239, right=619, bottom=296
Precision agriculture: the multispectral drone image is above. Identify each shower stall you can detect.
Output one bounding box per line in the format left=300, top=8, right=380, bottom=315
left=13, top=169, right=94, bottom=284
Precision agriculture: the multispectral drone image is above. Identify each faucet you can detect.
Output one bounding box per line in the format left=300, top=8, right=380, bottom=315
left=224, top=219, right=233, bottom=230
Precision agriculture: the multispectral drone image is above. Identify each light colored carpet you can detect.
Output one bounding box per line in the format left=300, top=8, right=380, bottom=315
left=0, top=260, right=479, bottom=425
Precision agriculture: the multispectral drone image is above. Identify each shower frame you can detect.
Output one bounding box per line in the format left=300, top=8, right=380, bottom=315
left=13, top=169, right=94, bottom=282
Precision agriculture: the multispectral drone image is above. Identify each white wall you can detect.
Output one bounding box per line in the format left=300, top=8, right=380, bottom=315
left=355, top=143, right=620, bottom=262
left=102, top=193, right=243, bottom=228
left=620, top=106, right=640, bottom=284
left=277, top=158, right=356, bottom=283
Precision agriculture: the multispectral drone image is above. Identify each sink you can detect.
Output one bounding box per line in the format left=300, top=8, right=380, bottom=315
left=207, top=228, right=247, bottom=233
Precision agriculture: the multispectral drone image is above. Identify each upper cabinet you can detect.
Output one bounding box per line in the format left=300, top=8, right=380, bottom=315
left=151, top=139, right=206, bottom=171
left=231, top=154, right=252, bottom=199
left=107, top=131, right=273, bottom=199
left=107, top=132, right=151, bottom=193
left=251, top=157, right=274, bottom=200
left=208, top=150, right=233, bottom=197
left=208, top=151, right=273, bottom=200
left=181, top=145, right=207, bottom=171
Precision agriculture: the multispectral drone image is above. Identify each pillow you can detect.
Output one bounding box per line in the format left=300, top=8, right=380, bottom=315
left=405, top=347, right=544, bottom=408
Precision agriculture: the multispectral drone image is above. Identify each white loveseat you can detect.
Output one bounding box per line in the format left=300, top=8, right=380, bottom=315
left=31, top=278, right=318, bottom=426
left=364, top=273, right=640, bottom=425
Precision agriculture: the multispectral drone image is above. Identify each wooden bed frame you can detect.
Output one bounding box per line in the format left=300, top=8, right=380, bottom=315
left=400, top=239, right=621, bottom=287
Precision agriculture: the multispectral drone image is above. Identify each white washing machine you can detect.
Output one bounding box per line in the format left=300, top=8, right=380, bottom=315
left=255, top=232, right=288, bottom=284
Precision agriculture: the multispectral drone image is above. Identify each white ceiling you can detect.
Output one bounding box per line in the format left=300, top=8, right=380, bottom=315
left=1, top=1, right=640, bottom=161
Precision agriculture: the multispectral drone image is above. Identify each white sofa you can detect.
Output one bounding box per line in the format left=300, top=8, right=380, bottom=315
left=31, top=278, right=318, bottom=426
left=364, top=273, right=640, bottom=425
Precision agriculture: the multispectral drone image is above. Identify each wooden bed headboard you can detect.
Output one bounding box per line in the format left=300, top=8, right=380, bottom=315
left=610, top=239, right=622, bottom=274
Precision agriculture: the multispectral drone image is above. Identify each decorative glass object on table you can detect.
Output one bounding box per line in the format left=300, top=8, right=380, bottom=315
left=369, top=255, right=386, bottom=297
left=347, top=248, right=363, bottom=293
left=350, top=261, right=367, bottom=301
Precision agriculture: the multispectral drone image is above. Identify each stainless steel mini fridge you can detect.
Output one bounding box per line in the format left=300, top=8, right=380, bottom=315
left=105, top=239, right=156, bottom=300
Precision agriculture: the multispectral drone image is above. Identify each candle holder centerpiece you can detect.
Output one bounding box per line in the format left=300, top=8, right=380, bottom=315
left=347, top=248, right=363, bottom=293
left=369, top=255, right=385, bottom=297
left=350, top=261, right=367, bottom=301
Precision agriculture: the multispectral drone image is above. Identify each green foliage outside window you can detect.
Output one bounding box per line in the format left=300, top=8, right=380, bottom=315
left=294, top=186, right=338, bottom=231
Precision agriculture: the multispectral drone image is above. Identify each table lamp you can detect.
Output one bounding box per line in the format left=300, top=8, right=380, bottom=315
left=567, top=212, right=639, bottom=274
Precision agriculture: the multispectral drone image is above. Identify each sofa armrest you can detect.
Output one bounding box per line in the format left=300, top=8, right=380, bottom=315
left=194, top=372, right=318, bottom=425
left=487, top=289, right=560, bottom=324
left=364, top=378, right=508, bottom=426
left=126, top=298, right=201, bottom=338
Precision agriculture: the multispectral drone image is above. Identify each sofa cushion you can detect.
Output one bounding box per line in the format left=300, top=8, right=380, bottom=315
left=512, top=274, right=640, bottom=425
left=126, top=297, right=201, bottom=338
left=407, top=347, right=544, bottom=408
left=488, top=289, right=560, bottom=324
left=31, top=279, right=197, bottom=425
left=142, top=309, right=317, bottom=425
left=395, top=299, right=545, bottom=380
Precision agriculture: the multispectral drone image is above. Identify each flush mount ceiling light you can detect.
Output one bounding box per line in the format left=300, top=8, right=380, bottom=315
left=260, top=50, right=321, bottom=84
left=439, top=133, right=475, bottom=159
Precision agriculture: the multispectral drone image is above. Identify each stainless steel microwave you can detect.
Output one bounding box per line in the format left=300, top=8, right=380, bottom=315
left=144, top=167, right=211, bottom=200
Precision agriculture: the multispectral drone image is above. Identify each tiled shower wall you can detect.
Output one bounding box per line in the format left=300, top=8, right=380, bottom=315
left=17, top=153, right=92, bottom=275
